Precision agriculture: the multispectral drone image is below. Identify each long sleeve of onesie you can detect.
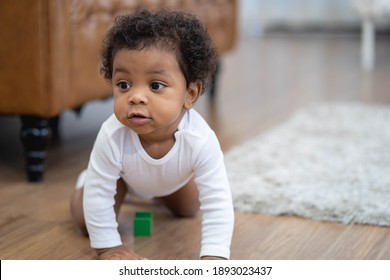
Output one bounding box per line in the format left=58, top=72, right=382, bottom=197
left=83, top=125, right=124, bottom=249
left=193, top=132, right=234, bottom=258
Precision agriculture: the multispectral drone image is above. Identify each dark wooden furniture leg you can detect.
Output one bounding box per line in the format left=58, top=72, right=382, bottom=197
left=19, top=116, right=51, bottom=183
left=48, top=115, right=60, bottom=142
left=209, top=60, right=221, bottom=102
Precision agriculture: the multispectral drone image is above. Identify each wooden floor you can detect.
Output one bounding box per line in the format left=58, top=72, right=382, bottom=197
left=1, top=32, right=390, bottom=260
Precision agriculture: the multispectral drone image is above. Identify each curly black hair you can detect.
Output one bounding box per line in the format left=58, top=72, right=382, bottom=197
left=101, top=9, right=218, bottom=93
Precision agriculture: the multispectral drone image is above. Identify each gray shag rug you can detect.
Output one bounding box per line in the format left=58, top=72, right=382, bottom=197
left=224, top=103, right=390, bottom=226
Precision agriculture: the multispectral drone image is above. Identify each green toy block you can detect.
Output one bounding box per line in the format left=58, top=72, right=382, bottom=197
left=133, top=211, right=153, bottom=236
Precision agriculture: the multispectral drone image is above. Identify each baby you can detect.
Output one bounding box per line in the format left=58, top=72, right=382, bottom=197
left=70, top=9, right=234, bottom=260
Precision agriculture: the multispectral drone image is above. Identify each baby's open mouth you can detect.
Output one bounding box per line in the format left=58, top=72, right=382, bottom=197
left=128, top=112, right=149, bottom=118
left=128, top=113, right=151, bottom=124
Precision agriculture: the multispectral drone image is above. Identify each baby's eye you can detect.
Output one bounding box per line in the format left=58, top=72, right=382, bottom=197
left=117, top=81, right=131, bottom=90
left=150, top=82, right=166, bottom=91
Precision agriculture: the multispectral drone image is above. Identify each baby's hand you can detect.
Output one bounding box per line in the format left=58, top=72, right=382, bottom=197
left=201, top=256, right=226, bottom=260
left=96, top=245, right=146, bottom=260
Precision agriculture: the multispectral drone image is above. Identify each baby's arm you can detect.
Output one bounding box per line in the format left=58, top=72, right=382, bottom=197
left=96, top=245, right=146, bottom=260
left=195, top=133, right=235, bottom=260
left=84, top=120, right=144, bottom=260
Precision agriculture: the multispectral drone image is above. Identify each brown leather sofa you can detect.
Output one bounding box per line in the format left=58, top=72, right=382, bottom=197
left=0, top=0, right=237, bottom=182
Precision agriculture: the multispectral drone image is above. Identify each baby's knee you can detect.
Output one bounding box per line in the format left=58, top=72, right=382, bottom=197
left=171, top=203, right=200, bottom=218
left=70, top=188, right=88, bottom=236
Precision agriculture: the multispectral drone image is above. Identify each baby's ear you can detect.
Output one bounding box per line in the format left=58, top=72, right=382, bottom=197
left=184, top=81, right=202, bottom=109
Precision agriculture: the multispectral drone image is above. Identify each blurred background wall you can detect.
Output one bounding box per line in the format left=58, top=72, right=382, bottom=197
left=240, top=0, right=390, bottom=37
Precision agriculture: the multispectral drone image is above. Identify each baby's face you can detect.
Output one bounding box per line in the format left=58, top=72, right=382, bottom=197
left=112, top=47, right=198, bottom=142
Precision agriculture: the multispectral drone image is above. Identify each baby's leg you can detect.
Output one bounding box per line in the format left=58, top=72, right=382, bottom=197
left=69, top=178, right=127, bottom=235
left=157, top=178, right=200, bottom=217
left=69, top=187, right=88, bottom=235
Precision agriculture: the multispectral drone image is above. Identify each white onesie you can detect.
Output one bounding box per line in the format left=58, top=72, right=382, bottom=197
left=82, top=109, right=234, bottom=259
